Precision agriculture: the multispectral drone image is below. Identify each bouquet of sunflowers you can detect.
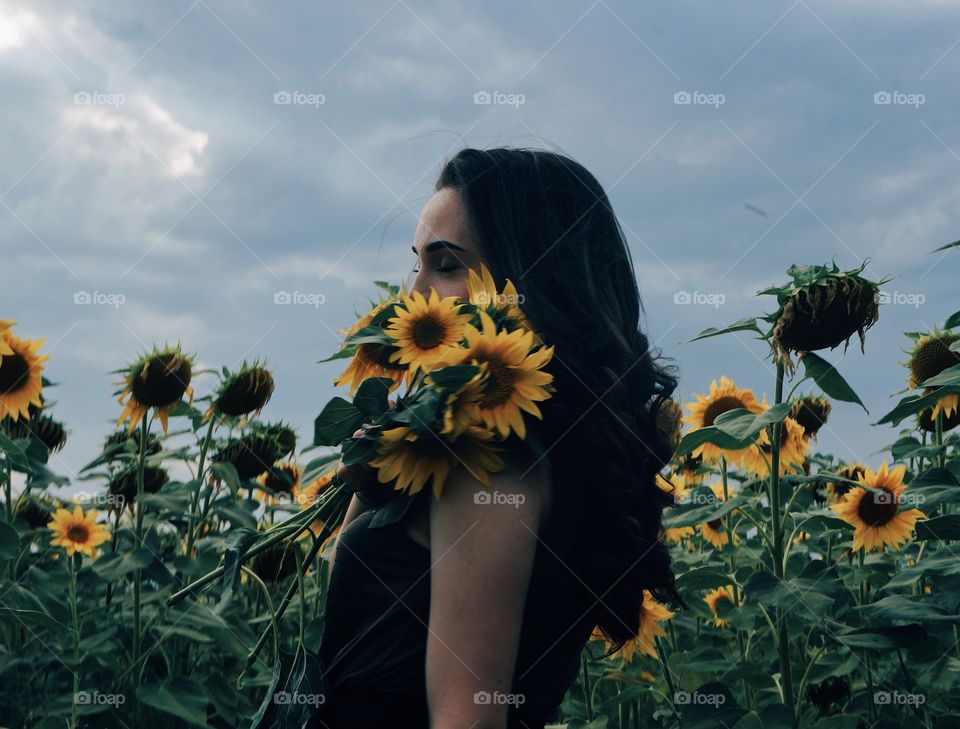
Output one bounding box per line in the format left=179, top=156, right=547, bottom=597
left=313, top=264, right=555, bottom=509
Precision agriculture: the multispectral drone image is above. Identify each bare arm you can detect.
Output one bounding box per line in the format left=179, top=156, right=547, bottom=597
left=426, top=456, right=551, bottom=729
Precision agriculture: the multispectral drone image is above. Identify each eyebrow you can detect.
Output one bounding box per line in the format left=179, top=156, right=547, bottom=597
left=412, top=239, right=467, bottom=255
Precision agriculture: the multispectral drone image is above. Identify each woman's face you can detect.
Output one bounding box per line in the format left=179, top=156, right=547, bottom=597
left=408, top=187, right=483, bottom=300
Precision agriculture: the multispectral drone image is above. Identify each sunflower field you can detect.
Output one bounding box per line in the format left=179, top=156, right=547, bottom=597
left=1, top=256, right=960, bottom=729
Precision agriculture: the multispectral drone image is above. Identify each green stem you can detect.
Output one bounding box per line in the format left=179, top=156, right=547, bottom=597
left=131, top=412, right=149, bottom=689
left=935, top=411, right=945, bottom=469
left=69, top=553, right=81, bottom=729
left=581, top=652, right=593, bottom=721
left=185, top=417, right=217, bottom=557
left=654, top=636, right=678, bottom=717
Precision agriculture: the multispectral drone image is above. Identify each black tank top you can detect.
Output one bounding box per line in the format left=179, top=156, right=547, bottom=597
left=308, top=479, right=596, bottom=729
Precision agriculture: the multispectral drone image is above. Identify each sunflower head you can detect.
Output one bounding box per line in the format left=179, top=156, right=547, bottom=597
left=17, top=496, right=56, bottom=529
left=115, top=345, right=194, bottom=436
left=107, top=463, right=169, bottom=507
left=704, top=585, right=737, bottom=627
left=0, top=328, right=50, bottom=423
left=789, top=395, right=831, bottom=440
left=465, top=264, right=537, bottom=339
left=213, top=431, right=285, bottom=481
left=765, top=263, right=882, bottom=374
left=206, top=360, right=275, bottom=422
left=251, top=542, right=301, bottom=584
left=385, top=289, right=473, bottom=371
left=907, top=330, right=960, bottom=388
left=47, top=505, right=111, bottom=559
left=334, top=298, right=409, bottom=394
left=591, top=590, right=674, bottom=662
left=257, top=460, right=303, bottom=502
left=683, top=377, right=763, bottom=464
left=917, top=388, right=960, bottom=432
left=825, top=463, right=867, bottom=503
left=653, top=398, right=684, bottom=455
left=3, top=414, right=68, bottom=453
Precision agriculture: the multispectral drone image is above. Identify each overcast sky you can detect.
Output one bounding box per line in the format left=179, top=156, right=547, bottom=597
left=2, top=0, right=958, bottom=488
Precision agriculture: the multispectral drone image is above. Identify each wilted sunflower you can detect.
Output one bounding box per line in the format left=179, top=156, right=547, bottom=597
left=385, top=289, right=472, bottom=370
left=764, top=263, right=883, bottom=374
left=735, top=415, right=809, bottom=479
left=906, top=330, right=960, bottom=428
left=3, top=414, right=68, bottom=453
left=918, top=388, right=960, bottom=432
left=0, top=328, right=49, bottom=422
left=704, top=585, right=737, bottom=627
left=213, top=431, right=285, bottom=481
left=590, top=590, right=674, bottom=661
left=204, top=361, right=275, bottom=423
left=102, top=428, right=162, bottom=463
left=697, top=482, right=739, bottom=550
left=825, top=463, right=867, bottom=503
left=790, top=395, right=832, bottom=441
left=17, top=497, right=55, bottom=529
left=448, top=311, right=554, bottom=440
left=256, top=461, right=302, bottom=504
left=334, top=299, right=408, bottom=395
left=831, top=461, right=926, bottom=552
left=47, top=506, right=111, bottom=558
left=683, top=376, right=764, bottom=465
left=465, top=264, right=537, bottom=339
left=115, top=345, right=194, bottom=437
left=258, top=422, right=297, bottom=460
left=107, top=464, right=169, bottom=506
left=369, top=425, right=504, bottom=499
left=251, top=542, right=301, bottom=584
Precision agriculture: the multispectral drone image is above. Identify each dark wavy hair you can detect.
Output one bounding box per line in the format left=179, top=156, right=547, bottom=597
left=436, top=147, right=688, bottom=651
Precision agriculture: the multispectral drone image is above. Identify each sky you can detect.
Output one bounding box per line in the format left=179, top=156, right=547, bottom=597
left=1, top=0, right=958, bottom=490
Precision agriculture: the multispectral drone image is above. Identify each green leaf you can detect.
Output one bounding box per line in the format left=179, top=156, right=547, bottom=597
left=856, top=595, right=960, bottom=624
left=675, top=427, right=754, bottom=459
left=662, top=488, right=742, bottom=528
left=915, top=515, right=960, bottom=541
left=690, top=316, right=762, bottom=343
left=209, top=463, right=241, bottom=496
left=876, top=386, right=960, bottom=426
left=0, top=520, right=20, bottom=561
left=354, top=377, right=392, bottom=417
left=945, top=310, right=960, bottom=329
left=800, top=352, right=867, bottom=412
left=92, top=548, right=154, bottom=581
left=742, top=568, right=836, bottom=624
left=313, top=397, right=365, bottom=447
left=931, top=239, right=960, bottom=253
left=825, top=620, right=927, bottom=650
left=713, top=403, right=792, bottom=441
left=426, top=364, right=481, bottom=391
left=919, top=363, right=960, bottom=387
left=0, top=433, right=30, bottom=471
left=136, top=678, right=210, bottom=727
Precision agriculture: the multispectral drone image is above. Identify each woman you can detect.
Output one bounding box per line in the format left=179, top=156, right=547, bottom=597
left=308, top=147, right=686, bottom=729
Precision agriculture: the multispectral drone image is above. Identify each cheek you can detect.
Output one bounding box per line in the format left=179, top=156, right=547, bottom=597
left=413, top=272, right=469, bottom=301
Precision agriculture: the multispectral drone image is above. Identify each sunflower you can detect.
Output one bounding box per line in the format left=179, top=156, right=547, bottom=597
left=766, top=263, right=882, bottom=374
left=436, top=366, right=490, bottom=440
left=251, top=542, right=301, bottom=584
left=0, top=329, right=49, bottom=422
left=446, top=311, right=554, bottom=440
left=293, top=469, right=337, bottom=539
left=16, top=496, right=55, bottom=529
left=334, top=300, right=409, bottom=394
left=830, top=461, right=926, bottom=552
left=683, top=377, right=764, bottom=464
left=918, top=388, right=960, bottom=432
left=204, top=361, right=275, bottom=423
left=590, top=590, right=675, bottom=661
left=213, top=432, right=284, bottom=481
left=369, top=425, right=504, bottom=499
left=384, top=289, right=473, bottom=371
left=654, top=399, right=684, bottom=455
left=704, top=585, right=737, bottom=627
left=4, top=414, right=68, bottom=453
left=256, top=461, right=302, bottom=504
left=102, top=428, right=162, bottom=463
left=825, top=463, right=867, bottom=503
left=697, top=482, right=739, bottom=550
left=734, top=415, right=809, bottom=479
left=673, top=453, right=706, bottom=485
left=47, top=506, right=111, bottom=558
left=115, top=345, right=194, bottom=437
left=790, top=395, right=831, bottom=441
left=465, top=264, right=536, bottom=338
left=906, top=330, right=960, bottom=429
left=657, top=473, right=695, bottom=544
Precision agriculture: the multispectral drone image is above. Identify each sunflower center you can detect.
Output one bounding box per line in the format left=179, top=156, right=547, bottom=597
left=66, top=524, right=89, bottom=543
left=0, top=352, right=30, bottom=394
left=856, top=488, right=899, bottom=527
left=479, top=356, right=516, bottom=408
left=411, top=315, right=447, bottom=350
left=706, top=518, right=723, bottom=531
left=131, top=353, right=191, bottom=407
left=911, top=335, right=960, bottom=384
left=701, top=396, right=745, bottom=426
